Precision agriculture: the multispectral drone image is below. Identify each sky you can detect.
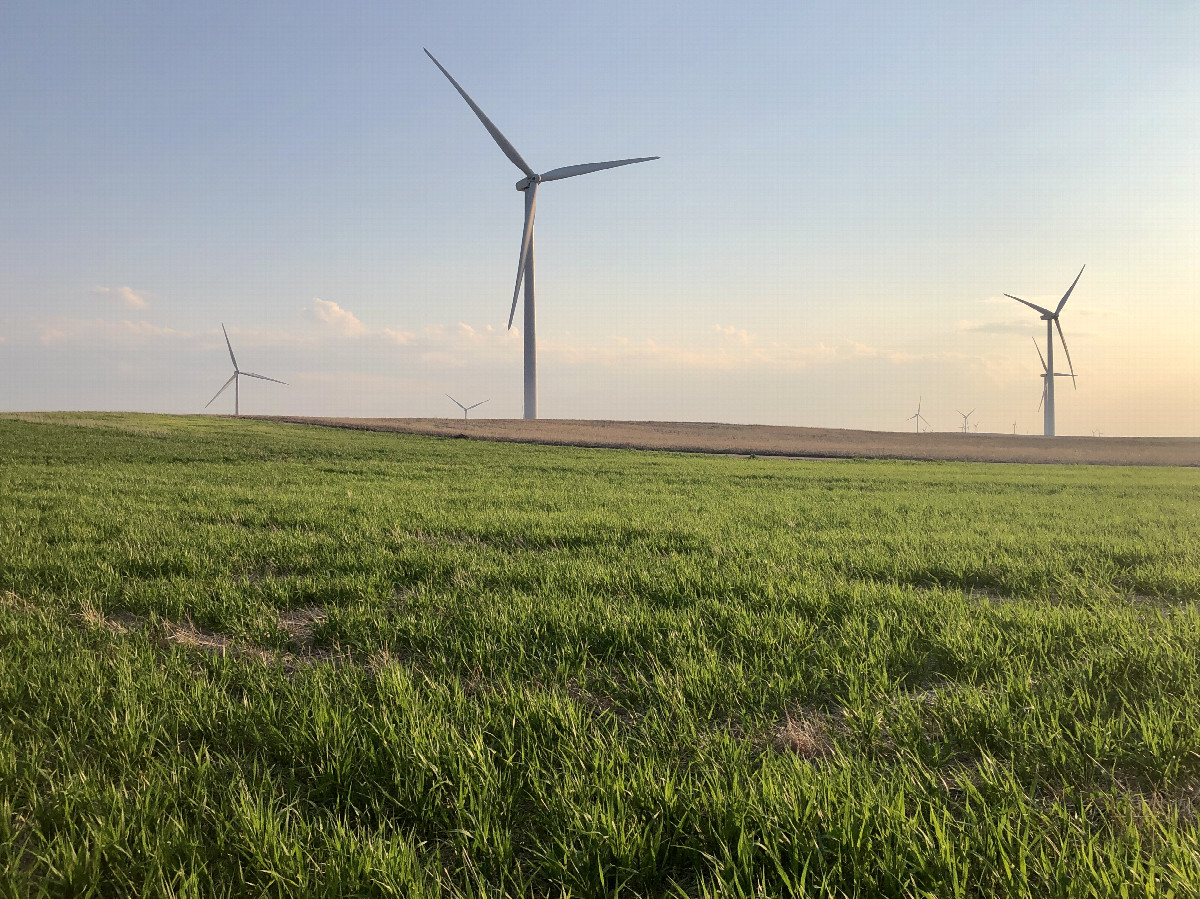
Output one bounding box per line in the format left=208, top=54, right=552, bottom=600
left=1, top=1, right=1197, bottom=436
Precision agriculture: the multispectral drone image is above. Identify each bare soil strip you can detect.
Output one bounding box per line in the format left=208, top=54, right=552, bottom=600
left=251, top=417, right=1200, bottom=467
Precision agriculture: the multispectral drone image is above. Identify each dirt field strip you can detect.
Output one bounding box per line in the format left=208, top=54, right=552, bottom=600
left=252, top=416, right=1200, bottom=466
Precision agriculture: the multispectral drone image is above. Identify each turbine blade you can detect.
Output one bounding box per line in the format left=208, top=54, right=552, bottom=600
left=1054, top=319, right=1076, bottom=388
left=539, top=157, right=660, bottom=182
left=1005, top=294, right=1054, bottom=317
left=1038, top=382, right=1045, bottom=413
left=240, top=372, right=288, bottom=385
left=968, top=409, right=975, bottom=418
left=424, top=49, right=534, bottom=178
left=467, top=399, right=490, bottom=411
left=1032, top=336, right=1047, bottom=372
left=508, top=181, right=538, bottom=329
left=222, top=323, right=238, bottom=371
left=445, top=394, right=467, bottom=411
left=205, top=374, right=237, bottom=408
left=1056, top=265, right=1085, bottom=314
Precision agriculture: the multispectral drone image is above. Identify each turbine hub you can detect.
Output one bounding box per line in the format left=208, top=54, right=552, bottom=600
left=515, top=174, right=541, bottom=191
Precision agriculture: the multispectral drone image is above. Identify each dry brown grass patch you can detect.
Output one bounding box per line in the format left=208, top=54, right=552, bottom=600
left=773, top=712, right=832, bottom=760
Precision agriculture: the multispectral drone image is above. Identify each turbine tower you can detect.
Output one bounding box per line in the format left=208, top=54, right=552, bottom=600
left=907, top=398, right=929, bottom=434
left=445, top=394, right=489, bottom=419
left=205, top=324, right=286, bottom=416
left=956, top=408, right=975, bottom=434
left=425, top=49, right=658, bottom=420
left=1005, top=266, right=1082, bottom=437
left=1033, top=338, right=1072, bottom=418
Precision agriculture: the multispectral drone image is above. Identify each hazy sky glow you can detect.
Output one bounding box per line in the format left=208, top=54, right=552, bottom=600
left=2, top=2, right=1197, bottom=435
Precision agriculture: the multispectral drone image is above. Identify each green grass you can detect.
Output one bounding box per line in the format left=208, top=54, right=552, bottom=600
left=1, top=411, right=1198, bottom=897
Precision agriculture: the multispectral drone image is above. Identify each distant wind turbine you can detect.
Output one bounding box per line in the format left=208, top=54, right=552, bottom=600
left=1032, top=337, right=1072, bottom=419
left=205, top=324, right=286, bottom=416
left=956, top=408, right=975, bottom=434
left=907, top=398, right=929, bottom=434
left=425, top=49, right=658, bottom=420
left=1005, top=266, right=1083, bottom=436
left=445, top=395, right=489, bottom=419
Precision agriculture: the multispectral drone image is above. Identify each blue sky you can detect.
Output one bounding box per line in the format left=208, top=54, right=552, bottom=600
left=1, top=1, right=1197, bottom=434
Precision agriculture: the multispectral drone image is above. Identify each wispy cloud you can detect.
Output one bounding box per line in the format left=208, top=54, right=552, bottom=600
left=93, top=286, right=148, bottom=309
left=715, top=324, right=754, bottom=345
left=40, top=318, right=185, bottom=346
left=382, top=328, right=415, bottom=345
left=307, top=298, right=366, bottom=337
left=957, top=319, right=1036, bottom=336
left=547, top=335, right=839, bottom=372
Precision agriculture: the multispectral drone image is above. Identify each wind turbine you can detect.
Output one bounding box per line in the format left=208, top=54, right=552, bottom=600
left=907, top=398, right=929, bottom=434
left=445, top=394, right=489, bottom=419
left=1005, top=266, right=1083, bottom=436
left=1033, top=338, right=1072, bottom=419
left=956, top=408, right=975, bottom=434
left=205, top=324, right=286, bottom=416
left=425, top=49, right=658, bottom=420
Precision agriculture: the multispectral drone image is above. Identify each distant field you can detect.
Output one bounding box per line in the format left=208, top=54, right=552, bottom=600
left=254, top=415, right=1200, bottom=467
left=2, top=412, right=1199, bottom=897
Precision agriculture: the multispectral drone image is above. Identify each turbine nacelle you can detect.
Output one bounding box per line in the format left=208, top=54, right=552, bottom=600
left=515, top=175, right=540, bottom=192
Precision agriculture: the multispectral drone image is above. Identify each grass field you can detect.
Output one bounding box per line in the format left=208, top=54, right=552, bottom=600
left=1, top=412, right=1199, bottom=897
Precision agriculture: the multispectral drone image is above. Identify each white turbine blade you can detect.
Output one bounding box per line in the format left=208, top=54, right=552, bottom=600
left=1032, top=337, right=1047, bottom=372
left=1005, top=294, right=1054, bottom=318
left=240, top=372, right=288, bottom=385
left=445, top=394, right=467, bottom=412
left=1038, top=381, right=1046, bottom=413
left=1054, top=319, right=1076, bottom=388
left=221, top=323, right=238, bottom=371
left=968, top=408, right=975, bottom=418
left=508, top=181, right=538, bottom=329
left=424, top=49, right=534, bottom=178
left=467, top=399, right=490, bottom=411
left=539, top=157, right=659, bottom=183
left=1056, top=265, right=1085, bottom=314
left=205, top=374, right=237, bottom=408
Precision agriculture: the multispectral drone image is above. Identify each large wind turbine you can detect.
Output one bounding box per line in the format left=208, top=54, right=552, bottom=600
left=425, top=49, right=658, bottom=420
left=1005, top=266, right=1083, bottom=436
left=907, top=398, right=929, bottom=434
left=205, top=324, right=286, bottom=416
left=1032, top=338, right=1072, bottom=418
left=956, top=408, right=975, bottom=434
left=446, top=394, right=489, bottom=419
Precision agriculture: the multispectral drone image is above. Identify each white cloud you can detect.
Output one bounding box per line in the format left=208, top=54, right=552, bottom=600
left=308, top=298, right=366, bottom=337
left=715, top=324, right=754, bottom=345
left=956, top=319, right=1035, bottom=336
left=546, top=335, right=839, bottom=372
left=382, top=327, right=415, bottom=345
left=93, top=286, right=148, bottom=309
left=39, top=318, right=185, bottom=346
